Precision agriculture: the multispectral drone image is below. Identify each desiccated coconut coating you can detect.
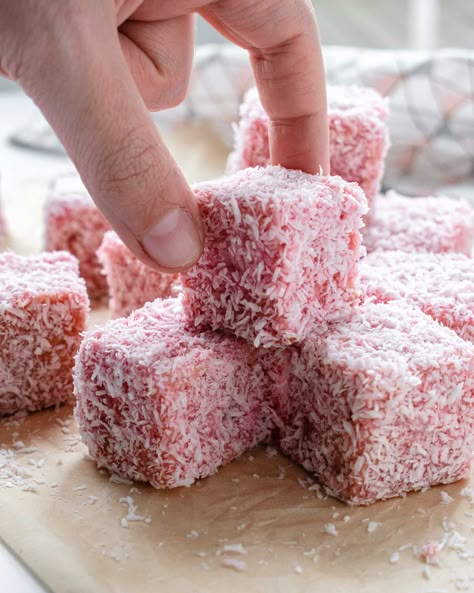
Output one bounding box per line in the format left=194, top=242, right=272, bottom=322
left=278, top=302, right=474, bottom=505
left=226, top=86, right=390, bottom=210
left=360, top=251, right=474, bottom=342
left=97, top=231, right=180, bottom=318
left=44, top=173, right=111, bottom=302
left=0, top=251, right=89, bottom=416
left=181, top=166, right=368, bottom=348
left=364, top=191, right=474, bottom=255
left=74, top=298, right=275, bottom=488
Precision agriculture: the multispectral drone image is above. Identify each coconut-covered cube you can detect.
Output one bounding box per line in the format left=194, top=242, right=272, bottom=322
left=226, top=86, right=390, bottom=210
left=44, top=173, right=111, bottom=302
left=360, top=251, right=474, bottom=342
left=97, top=231, right=180, bottom=318
left=279, top=302, right=474, bottom=505
left=74, top=298, right=275, bottom=488
left=364, top=191, right=474, bottom=255
left=181, top=166, right=368, bottom=348
left=0, top=251, right=89, bottom=416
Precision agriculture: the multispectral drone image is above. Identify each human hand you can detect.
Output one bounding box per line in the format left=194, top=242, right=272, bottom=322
left=0, top=1, right=329, bottom=272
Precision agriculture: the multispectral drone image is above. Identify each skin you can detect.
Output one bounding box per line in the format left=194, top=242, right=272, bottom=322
left=0, top=0, right=329, bottom=272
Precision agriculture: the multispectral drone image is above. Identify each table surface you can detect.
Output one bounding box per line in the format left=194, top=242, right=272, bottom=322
left=2, top=90, right=474, bottom=593
left=0, top=91, right=66, bottom=593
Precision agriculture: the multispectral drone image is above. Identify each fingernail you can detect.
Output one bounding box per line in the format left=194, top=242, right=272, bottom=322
left=142, top=208, right=202, bottom=269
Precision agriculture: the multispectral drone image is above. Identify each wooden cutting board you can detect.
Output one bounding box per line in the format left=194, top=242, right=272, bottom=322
left=1, top=118, right=474, bottom=593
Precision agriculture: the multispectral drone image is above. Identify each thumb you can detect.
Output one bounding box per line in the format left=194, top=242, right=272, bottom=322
left=19, top=9, right=203, bottom=273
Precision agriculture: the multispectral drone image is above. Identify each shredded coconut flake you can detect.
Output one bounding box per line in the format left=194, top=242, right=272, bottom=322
left=220, top=558, right=247, bottom=572
left=389, top=551, right=400, bottom=565
left=221, top=544, right=247, bottom=555
left=440, top=491, right=454, bottom=505
left=119, top=496, right=150, bottom=528
left=461, top=487, right=474, bottom=503
left=367, top=521, right=381, bottom=534
left=324, top=523, right=338, bottom=536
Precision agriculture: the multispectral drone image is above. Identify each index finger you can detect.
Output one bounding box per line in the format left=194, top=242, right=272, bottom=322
left=200, top=0, right=329, bottom=174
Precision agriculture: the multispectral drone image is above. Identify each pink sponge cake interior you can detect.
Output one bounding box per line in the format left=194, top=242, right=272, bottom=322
left=182, top=166, right=368, bottom=348
left=0, top=250, right=89, bottom=416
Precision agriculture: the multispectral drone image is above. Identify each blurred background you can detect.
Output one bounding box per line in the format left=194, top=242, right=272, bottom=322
left=0, top=0, right=468, bottom=95
left=194, top=0, right=461, bottom=51
left=1, top=0, right=473, bottom=198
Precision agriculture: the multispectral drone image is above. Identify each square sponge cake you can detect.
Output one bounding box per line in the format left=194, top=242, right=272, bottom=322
left=0, top=251, right=89, bottom=416
left=74, top=298, right=274, bottom=488
left=279, top=301, right=474, bottom=505
left=182, top=166, right=368, bottom=348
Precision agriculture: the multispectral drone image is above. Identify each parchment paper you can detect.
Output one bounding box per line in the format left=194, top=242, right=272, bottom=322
left=1, top=122, right=474, bottom=593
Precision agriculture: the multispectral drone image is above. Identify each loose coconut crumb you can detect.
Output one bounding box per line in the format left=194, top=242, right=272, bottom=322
left=440, top=491, right=454, bottom=505
left=16, top=446, right=38, bottom=454
left=265, top=446, right=278, bottom=457
left=389, top=551, right=400, bottom=565
left=294, top=564, right=304, bottom=574
left=110, top=474, right=134, bottom=486
left=417, top=541, right=445, bottom=566
left=423, top=565, right=433, bottom=579
left=367, top=521, right=381, bottom=534
left=454, top=576, right=470, bottom=590
left=119, top=496, right=151, bottom=528
left=221, top=558, right=247, bottom=572
left=324, top=523, right=338, bottom=536
left=187, top=530, right=200, bottom=539
left=221, top=544, right=247, bottom=555
left=460, top=487, right=474, bottom=503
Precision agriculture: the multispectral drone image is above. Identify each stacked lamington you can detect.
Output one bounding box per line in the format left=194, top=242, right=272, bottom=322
left=74, top=159, right=474, bottom=504
left=16, top=83, right=468, bottom=505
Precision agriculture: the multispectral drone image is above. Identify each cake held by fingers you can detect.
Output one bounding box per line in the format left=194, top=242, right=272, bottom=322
left=182, top=166, right=368, bottom=348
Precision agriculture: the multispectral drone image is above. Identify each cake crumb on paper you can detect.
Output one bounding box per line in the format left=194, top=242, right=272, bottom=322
left=221, top=558, right=247, bottom=573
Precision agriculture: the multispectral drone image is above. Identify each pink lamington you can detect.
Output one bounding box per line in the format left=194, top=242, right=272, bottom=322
left=44, top=173, right=111, bottom=302
left=226, top=86, right=390, bottom=210
left=97, top=231, right=180, bottom=318
left=0, top=251, right=89, bottom=416
left=74, top=297, right=274, bottom=488
left=182, top=166, right=368, bottom=348
left=360, top=251, right=474, bottom=342
left=364, top=191, right=474, bottom=255
left=279, top=302, right=474, bottom=505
